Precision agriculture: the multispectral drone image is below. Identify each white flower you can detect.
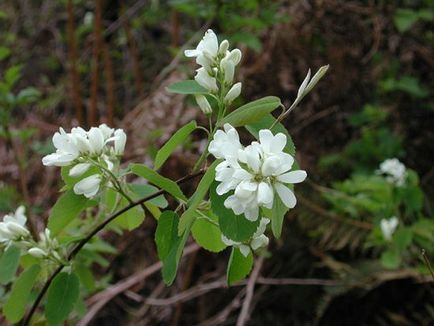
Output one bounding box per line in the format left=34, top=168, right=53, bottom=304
left=42, top=128, right=79, bottom=166
left=210, top=125, right=307, bottom=221
left=194, top=67, right=218, bottom=92
left=69, top=163, right=91, bottom=177
left=113, top=129, right=127, bottom=155
left=28, top=247, right=47, bottom=258
left=29, top=228, right=62, bottom=261
left=185, top=29, right=219, bottom=59
left=380, top=217, right=399, bottom=241
left=221, top=218, right=270, bottom=257
left=73, top=174, right=101, bottom=198
left=0, top=206, right=30, bottom=247
left=378, top=158, right=407, bottom=186
left=98, top=123, right=115, bottom=139
left=195, top=95, right=212, bottom=114
left=224, top=82, right=242, bottom=104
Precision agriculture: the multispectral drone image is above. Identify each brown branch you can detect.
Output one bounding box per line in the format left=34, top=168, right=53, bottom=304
left=102, top=41, right=115, bottom=125
left=67, top=0, right=84, bottom=126
left=237, top=256, right=264, bottom=326
left=22, top=169, right=205, bottom=326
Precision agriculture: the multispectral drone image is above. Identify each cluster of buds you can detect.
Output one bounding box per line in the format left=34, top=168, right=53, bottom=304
left=185, top=29, right=242, bottom=113
left=0, top=206, right=63, bottom=262
left=42, top=124, right=127, bottom=198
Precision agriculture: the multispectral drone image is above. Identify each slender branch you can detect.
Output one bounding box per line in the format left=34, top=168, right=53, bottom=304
left=421, top=249, right=434, bottom=280
left=237, top=256, right=264, bottom=326
left=22, top=169, right=205, bottom=326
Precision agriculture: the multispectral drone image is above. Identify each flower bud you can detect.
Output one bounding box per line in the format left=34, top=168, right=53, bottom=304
left=88, top=127, right=105, bottom=153
left=228, top=49, right=242, bottom=65
left=113, top=129, right=127, bottom=155
left=73, top=174, right=101, bottom=198
left=224, top=82, right=242, bottom=104
left=219, top=40, right=229, bottom=55
left=194, top=68, right=218, bottom=92
left=28, top=247, right=47, bottom=258
left=7, top=222, right=30, bottom=237
left=69, top=163, right=91, bottom=177
left=220, top=58, right=235, bottom=84
left=195, top=95, right=212, bottom=114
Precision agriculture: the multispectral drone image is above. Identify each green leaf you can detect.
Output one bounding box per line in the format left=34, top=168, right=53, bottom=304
left=129, top=183, right=168, bottom=208
left=111, top=198, right=144, bottom=231
left=246, top=114, right=295, bottom=155
left=192, top=211, right=226, bottom=253
left=178, top=160, right=218, bottom=235
left=155, top=211, right=179, bottom=261
left=45, top=272, right=80, bottom=325
left=16, top=87, right=41, bottom=105
left=227, top=247, right=253, bottom=285
left=3, top=264, right=41, bottom=323
left=156, top=211, right=192, bottom=285
left=394, top=9, right=420, bottom=32
left=0, top=245, right=21, bottom=284
left=210, top=181, right=259, bottom=242
left=130, top=163, right=187, bottom=201
left=270, top=194, right=288, bottom=238
left=154, top=120, right=197, bottom=170
left=219, top=96, right=281, bottom=127
left=166, top=80, right=208, bottom=94
left=380, top=249, right=401, bottom=269
left=4, top=65, right=22, bottom=88
left=393, top=228, right=412, bottom=251
left=0, top=46, right=11, bottom=60
left=48, top=190, right=90, bottom=235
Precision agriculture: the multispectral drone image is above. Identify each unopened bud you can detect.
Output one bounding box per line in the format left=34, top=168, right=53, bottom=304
left=220, top=58, right=235, bottom=84
left=195, top=95, right=212, bottom=114
left=228, top=49, right=242, bottom=65
left=219, top=40, right=229, bottom=55
left=7, top=222, right=30, bottom=237
left=224, top=82, right=242, bottom=104
left=28, top=247, right=47, bottom=258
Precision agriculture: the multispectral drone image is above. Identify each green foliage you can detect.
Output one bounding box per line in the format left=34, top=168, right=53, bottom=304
left=191, top=211, right=226, bottom=253
left=154, top=120, right=197, bottom=169
left=166, top=80, right=207, bottom=94
left=394, top=8, right=433, bottom=32
left=226, top=247, right=253, bottom=285
left=381, top=76, right=429, bottom=98
left=155, top=211, right=191, bottom=285
left=218, top=96, right=281, bottom=127
left=177, top=160, right=218, bottom=234
left=270, top=194, right=288, bottom=238
left=48, top=190, right=90, bottom=235
left=3, top=264, right=41, bottom=323
left=0, top=246, right=21, bottom=284
left=130, top=163, right=187, bottom=201
left=210, top=181, right=259, bottom=242
left=45, top=272, right=80, bottom=325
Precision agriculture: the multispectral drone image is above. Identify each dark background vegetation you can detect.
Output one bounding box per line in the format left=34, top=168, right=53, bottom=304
left=0, top=0, right=433, bottom=325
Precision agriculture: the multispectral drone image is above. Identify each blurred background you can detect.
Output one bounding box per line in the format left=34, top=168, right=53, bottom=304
left=0, top=0, right=433, bottom=325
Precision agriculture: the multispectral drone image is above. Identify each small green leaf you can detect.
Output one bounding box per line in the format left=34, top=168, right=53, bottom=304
left=45, top=272, right=80, bottom=325
left=0, top=46, right=11, bottom=60
left=219, top=96, right=281, bottom=127
left=192, top=212, right=226, bottom=253
left=4, top=65, right=22, bottom=88
left=0, top=245, right=21, bottom=284
left=393, top=228, right=412, bottom=251
left=166, top=80, right=208, bottom=94
left=111, top=198, right=144, bottom=231
left=3, top=264, right=41, bottom=323
left=155, top=211, right=179, bottom=261
left=130, top=163, right=187, bottom=201
left=178, top=160, right=218, bottom=235
left=246, top=114, right=295, bottom=155
left=129, top=183, right=168, bottom=208
left=210, top=181, right=259, bottom=242
left=156, top=211, right=192, bottom=285
left=155, top=121, right=197, bottom=170
left=227, top=247, right=253, bottom=285
left=16, top=87, right=41, bottom=105
left=380, top=249, right=401, bottom=269
left=48, top=190, right=90, bottom=235
left=270, top=194, right=288, bottom=238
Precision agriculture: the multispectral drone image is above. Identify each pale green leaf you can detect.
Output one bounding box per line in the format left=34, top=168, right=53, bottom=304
left=227, top=247, right=253, bottom=285
left=0, top=245, right=21, bottom=284
left=154, top=120, right=197, bottom=169
left=192, top=211, right=226, bottom=253
left=166, top=80, right=208, bottom=94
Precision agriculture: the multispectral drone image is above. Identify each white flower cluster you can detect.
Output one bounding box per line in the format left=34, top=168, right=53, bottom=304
left=42, top=124, right=127, bottom=198
left=209, top=124, right=307, bottom=221
left=222, top=218, right=270, bottom=257
left=380, top=216, right=399, bottom=241
left=0, top=206, right=29, bottom=248
left=378, top=158, right=407, bottom=186
left=185, top=29, right=242, bottom=113
left=0, top=206, right=62, bottom=261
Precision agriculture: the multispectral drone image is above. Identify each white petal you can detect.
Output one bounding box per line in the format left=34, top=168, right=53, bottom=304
left=251, top=234, right=269, bottom=250
left=73, top=174, right=101, bottom=198
left=114, top=129, right=127, bottom=155
left=277, top=170, right=307, bottom=184
left=88, top=127, right=105, bottom=153
left=239, top=245, right=251, bottom=257
left=261, top=156, right=281, bottom=176
left=274, top=182, right=297, bottom=208
left=270, top=133, right=287, bottom=153
left=244, top=205, right=259, bottom=221
left=69, top=163, right=91, bottom=177
left=257, top=182, right=274, bottom=206
left=184, top=49, right=200, bottom=57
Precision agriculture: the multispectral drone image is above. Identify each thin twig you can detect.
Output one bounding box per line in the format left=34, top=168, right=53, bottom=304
left=237, top=256, right=264, bottom=326
left=22, top=169, right=205, bottom=326
left=421, top=249, right=434, bottom=280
